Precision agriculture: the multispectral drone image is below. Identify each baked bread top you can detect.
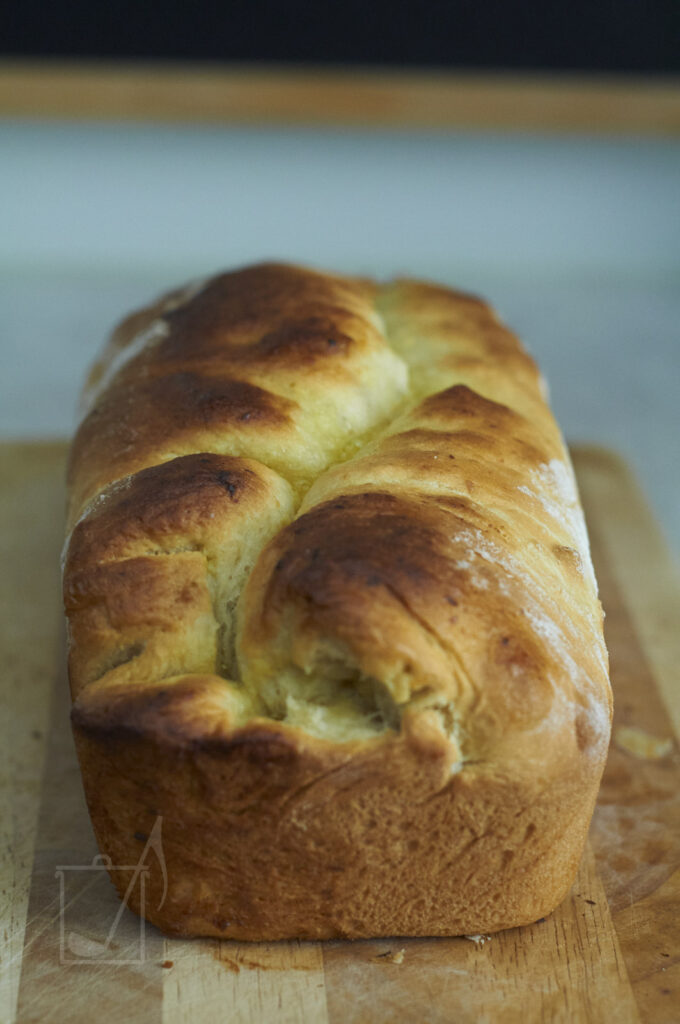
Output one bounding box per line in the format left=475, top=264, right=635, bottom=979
left=64, top=262, right=610, bottom=792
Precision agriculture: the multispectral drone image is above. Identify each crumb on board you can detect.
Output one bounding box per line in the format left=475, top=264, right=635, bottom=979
left=160, top=960, right=174, bottom=969
left=374, top=948, right=406, bottom=964
left=614, top=725, right=674, bottom=760
left=464, top=934, right=491, bottom=947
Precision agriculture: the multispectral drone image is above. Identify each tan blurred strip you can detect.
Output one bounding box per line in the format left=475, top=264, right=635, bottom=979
left=0, top=60, right=679, bottom=133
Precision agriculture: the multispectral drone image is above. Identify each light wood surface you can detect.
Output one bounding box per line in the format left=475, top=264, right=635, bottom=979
left=1, top=61, right=679, bottom=133
left=2, top=441, right=679, bottom=1022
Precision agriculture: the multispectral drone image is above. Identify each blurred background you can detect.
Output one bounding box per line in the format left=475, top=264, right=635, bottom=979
left=3, top=0, right=679, bottom=71
left=1, top=1, right=679, bottom=550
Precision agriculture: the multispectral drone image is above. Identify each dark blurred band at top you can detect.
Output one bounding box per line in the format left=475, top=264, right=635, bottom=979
left=2, top=0, right=679, bottom=74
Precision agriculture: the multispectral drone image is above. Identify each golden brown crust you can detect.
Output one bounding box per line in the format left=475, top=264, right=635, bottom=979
left=67, top=263, right=406, bottom=523
left=64, top=261, right=611, bottom=940
left=68, top=375, right=296, bottom=528
left=71, top=676, right=597, bottom=939
left=64, top=452, right=295, bottom=696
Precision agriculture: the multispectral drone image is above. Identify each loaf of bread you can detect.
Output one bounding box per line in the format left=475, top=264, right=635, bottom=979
left=63, top=262, right=611, bottom=940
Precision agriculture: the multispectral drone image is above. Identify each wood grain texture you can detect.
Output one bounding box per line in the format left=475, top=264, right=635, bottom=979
left=162, top=939, right=328, bottom=1024
left=572, top=447, right=680, bottom=1024
left=1, top=441, right=678, bottom=1023
left=1, top=62, right=679, bottom=134
left=0, top=444, right=67, bottom=1024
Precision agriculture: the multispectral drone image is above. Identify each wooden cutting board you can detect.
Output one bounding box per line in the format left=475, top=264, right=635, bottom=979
left=1, top=442, right=678, bottom=1024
